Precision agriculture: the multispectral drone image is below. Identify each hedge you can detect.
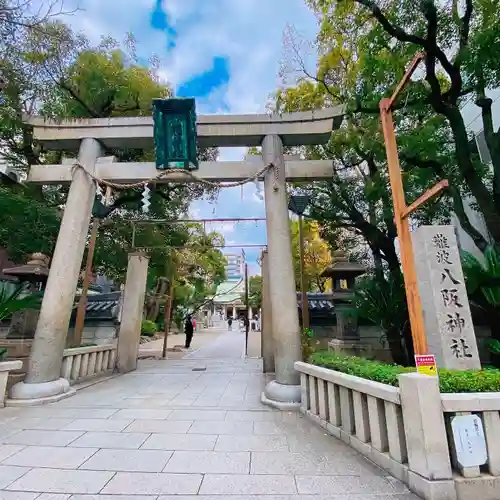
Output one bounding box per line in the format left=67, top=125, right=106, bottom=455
left=141, top=320, right=157, bottom=337
left=309, top=351, right=500, bottom=393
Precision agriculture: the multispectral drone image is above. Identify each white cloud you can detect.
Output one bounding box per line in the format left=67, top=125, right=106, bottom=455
left=52, top=0, right=316, bottom=264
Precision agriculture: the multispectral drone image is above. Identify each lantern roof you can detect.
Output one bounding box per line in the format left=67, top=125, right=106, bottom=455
left=320, top=251, right=366, bottom=279
left=2, top=253, right=50, bottom=283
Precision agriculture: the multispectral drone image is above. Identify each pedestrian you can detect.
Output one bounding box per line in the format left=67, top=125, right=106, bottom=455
left=184, top=315, right=194, bottom=348
left=192, top=317, right=197, bottom=330
left=227, top=317, right=233, bottom=331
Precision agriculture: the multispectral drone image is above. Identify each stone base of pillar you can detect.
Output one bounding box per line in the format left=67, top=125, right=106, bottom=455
left=261, top=380, right=301, bottom=411
left=7, top=378, right=75, bottom=406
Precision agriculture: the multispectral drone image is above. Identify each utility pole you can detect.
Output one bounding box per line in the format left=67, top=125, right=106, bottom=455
left=288, top=195, right=310, bottom=330
left=244, top=262, right=249, bottom=356
left=162, top=278, right=174, bottom=359
left=297, top=212, right=310, bottom=330
left=379, top=52, right=448, bottom=356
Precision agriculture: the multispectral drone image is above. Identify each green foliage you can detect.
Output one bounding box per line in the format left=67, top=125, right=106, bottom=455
left=301, top=327, right=315, bottom=362
left=309, top=351, right=500, bottom=393
left=0, top=186, right=60, bottom=262
left=351, top=273, right=408, bottom=336
left=141, top=320, right=157, bottom=336
left=0, top=284, right=42, bottom=322
left=290, top=220, right=332, bottom=292
left=248, top=276, right=262, bottom=309
left=461, top=245, right=500, bottom=308
left=0, top=348, right=7, bottom=361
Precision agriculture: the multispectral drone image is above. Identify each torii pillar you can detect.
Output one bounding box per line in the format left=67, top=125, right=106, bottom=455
left=261, top=134, right=302, bottom=409
left=9, top=138, right=103, bottom=405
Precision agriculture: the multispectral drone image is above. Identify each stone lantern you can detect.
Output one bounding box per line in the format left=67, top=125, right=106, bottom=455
left=321, top=251, right=366, bottom=341
left=2, top=253, right=50, bottom=339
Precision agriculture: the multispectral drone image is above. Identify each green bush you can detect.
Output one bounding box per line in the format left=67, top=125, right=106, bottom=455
left=309, top=351, right=500, bottom=393
left=0, top=348, right=7, bottom=360
left=141, top=320, right=157, bottom=337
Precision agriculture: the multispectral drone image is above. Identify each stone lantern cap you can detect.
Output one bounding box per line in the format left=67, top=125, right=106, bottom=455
left=320, top=251, right=366, bottom=280
left=2, top=253, right=50, bottom=283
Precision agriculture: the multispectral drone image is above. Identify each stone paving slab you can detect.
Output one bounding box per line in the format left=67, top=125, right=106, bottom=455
left=0, top=328, right=419, bottom=499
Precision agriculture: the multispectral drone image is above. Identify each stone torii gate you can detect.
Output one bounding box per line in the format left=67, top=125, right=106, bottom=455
left=9, top=107, right=343, bottom=409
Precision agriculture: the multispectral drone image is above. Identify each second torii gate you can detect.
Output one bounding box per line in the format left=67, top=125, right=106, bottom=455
left=9, top=106, right=344, bottom=409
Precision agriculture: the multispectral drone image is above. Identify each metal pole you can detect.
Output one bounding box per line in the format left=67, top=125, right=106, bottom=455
left=162, top=278, right=174, bottom=359
left=244, top=262, right=249, bottom=356
left=73, top=218, right=100, bottom=346
left=298, top=214, right=310, bottom=330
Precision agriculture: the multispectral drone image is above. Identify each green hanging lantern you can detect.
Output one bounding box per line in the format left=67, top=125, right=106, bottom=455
left=153, top=97, right=198, bottom=170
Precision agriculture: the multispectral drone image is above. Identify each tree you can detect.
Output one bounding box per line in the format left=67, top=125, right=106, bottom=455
left=0, top=18, right=219, bottom=286
left=290, top=219, right=333, bottom=292
left=0, top=185, right=60, bottom=262
left=248, top=275, right=262, bottom=310
left=297, top=0, right=500, bottom=253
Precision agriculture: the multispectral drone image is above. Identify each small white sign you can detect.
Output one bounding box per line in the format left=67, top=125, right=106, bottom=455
left=451, top=414, right=487, bottom=468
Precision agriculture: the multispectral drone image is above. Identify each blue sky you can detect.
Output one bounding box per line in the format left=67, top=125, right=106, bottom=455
left=63, top=0, right=318, bottom=274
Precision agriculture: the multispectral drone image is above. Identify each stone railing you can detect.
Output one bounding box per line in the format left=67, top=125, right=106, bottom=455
left=295, top=361, right=500, bottom=500
left=0, top=360, right=22, bottom=407
left=61, top=344, right=116, bottom=384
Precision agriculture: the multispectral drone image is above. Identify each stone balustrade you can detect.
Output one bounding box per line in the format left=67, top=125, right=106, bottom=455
left=295, top=361, right=500, bottom=500
left=0, top=360, right=22, bottom=407
left=61, top=344, right=116, bottom=384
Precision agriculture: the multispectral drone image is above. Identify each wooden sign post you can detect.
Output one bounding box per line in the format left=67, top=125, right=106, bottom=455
left=379, top=52, right=449, bottom=356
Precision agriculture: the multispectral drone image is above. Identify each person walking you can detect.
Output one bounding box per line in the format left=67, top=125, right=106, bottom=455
left=227, top=317, right=233, bottom=331
left=184, top=315, right=194, bottom=349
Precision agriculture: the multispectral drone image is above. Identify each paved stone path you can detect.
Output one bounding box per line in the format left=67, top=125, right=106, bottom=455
left=0, top=328, right=418, bottom=499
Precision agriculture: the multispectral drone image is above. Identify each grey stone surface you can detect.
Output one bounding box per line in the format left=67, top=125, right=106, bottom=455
left=295, top=475, right=410, bottom=495
left=6, top=468, right=113, bottom=494
left=123, top=419, right=192, bottom=434
left=0, top=465, right=31, bottom=489
left=2, top=446, right=97, bottom=469
left=62, top=419, right=132, bottom=432
left=110, top=409, right=170, bottom=420
left=17, top=408, right=116, bottom=419
left=250, top=451, right=385, bottom=476
left=215, top=435, right=289, bottom=452
left=3, top=430, right=82, bottom=447
left=413, top=225, right=480, bottom=369
left=188, top=420, right=254, bottom=435
left=68, top=432, right=149, bottom=449
left=0, top=328, right=418, bottom=499
left=101, top=472, right=202, bottom=495
left=4, top=418, right=75, bottom=431
left=0, top=493, right=38, bottom=499
left=155, top=497, right=419, bottom=500
left=0, top=445, right=25, bottom=462
left=199, top=474, right=297, bottom=494
left=168, top=409, right=226, bottom=421
left=225, top=411, right=275, bottom=422
left=163, top=451, right=250, bottom=474
left=79, top=449, right=173, bottom=472
left=141, top=433, right=217, bottom=451
left=70, top=497, right=155, bottom=500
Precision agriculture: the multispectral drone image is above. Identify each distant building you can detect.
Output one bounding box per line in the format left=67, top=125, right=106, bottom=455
left=213, top=250, right=246, bottom=318
left=452, top=92, right=498, bottom=260
left=225, top=252, right=244, bottom=280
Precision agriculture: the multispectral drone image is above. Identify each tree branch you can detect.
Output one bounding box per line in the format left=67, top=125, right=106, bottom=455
left=58, top=79, right=99, bottom=118
left=353, top=0, right=427, bottom=46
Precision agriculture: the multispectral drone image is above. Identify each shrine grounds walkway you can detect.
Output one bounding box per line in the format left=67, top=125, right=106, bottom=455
left=0, top=327, right=418, bottom=499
